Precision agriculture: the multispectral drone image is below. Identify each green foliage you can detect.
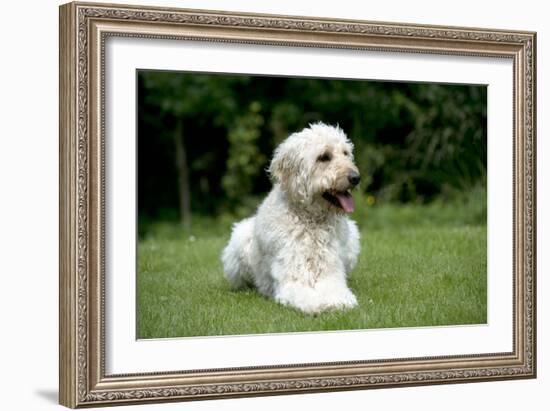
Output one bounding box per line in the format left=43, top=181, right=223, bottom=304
left=137, top=201, right=487, bottom=338
left=399, top=84, right=487, bottom=199
left=222, top=102, right=266, bottom=202
left=353, top=182, right=487, bottom=232
left=138, top=71, right=487, bottom=223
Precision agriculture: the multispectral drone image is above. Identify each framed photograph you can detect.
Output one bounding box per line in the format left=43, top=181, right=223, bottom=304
left=59, top=1, right=537, bottom=408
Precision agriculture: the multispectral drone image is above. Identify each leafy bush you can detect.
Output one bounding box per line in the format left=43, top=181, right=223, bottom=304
left=137, top=71, right=486, bottom=225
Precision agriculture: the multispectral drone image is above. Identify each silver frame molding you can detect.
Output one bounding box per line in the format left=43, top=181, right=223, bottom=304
left=59, top=1, right=536, bottom=408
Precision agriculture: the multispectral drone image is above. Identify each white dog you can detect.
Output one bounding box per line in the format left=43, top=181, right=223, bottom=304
left=221, top=123, right=361, bottom=314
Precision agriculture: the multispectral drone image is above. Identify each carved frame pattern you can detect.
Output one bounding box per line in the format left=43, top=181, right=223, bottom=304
left=59, top=1, right=536, bottom=408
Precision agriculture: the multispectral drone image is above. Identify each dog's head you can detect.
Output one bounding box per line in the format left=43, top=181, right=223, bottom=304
left=269, top=122, right=360, bottom=214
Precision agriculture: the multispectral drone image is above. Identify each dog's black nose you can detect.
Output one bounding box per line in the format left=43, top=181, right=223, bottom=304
left=348, top=171, right=360, bottom=187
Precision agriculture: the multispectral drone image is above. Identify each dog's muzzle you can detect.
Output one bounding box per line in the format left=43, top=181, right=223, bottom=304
left=348, top=171, right=360, bottom=187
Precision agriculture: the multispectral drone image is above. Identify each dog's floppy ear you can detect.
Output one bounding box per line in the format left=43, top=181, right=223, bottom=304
left=268, top=136, right=310, bottom=203
left=268, top=138, right=293, bottom=184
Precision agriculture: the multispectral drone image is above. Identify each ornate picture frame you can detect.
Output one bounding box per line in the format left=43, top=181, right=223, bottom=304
left=59, top=1, right=536, bottom=408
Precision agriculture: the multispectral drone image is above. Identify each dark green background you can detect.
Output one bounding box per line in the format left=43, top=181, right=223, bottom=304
left=137, top=71, right=487, bottom=232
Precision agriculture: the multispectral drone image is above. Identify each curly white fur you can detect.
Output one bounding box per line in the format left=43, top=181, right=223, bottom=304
left=222, top=123, right=361, bottom=314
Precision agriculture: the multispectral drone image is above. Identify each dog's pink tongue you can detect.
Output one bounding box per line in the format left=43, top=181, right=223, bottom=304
left=335, top=193, right=355, bottom=213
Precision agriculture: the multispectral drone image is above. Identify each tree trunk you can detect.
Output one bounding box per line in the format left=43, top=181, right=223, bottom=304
left=174, top=117, right=191, bottom=232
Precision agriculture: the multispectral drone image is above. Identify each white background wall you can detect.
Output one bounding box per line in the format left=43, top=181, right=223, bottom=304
left=0, top=0, right=546, bottom=410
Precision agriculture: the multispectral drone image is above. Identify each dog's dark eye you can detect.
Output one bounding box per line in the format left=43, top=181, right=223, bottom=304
left=317, top=153, right=332, bottom=162
left=343, top=150, right=349, bottom=156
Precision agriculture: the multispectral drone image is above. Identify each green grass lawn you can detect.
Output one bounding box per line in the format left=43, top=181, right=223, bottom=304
left=137, top=197, right=487, bottom=339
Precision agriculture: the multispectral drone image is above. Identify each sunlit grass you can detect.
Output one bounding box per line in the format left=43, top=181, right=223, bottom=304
left=137, top=200, right=487, bottom=338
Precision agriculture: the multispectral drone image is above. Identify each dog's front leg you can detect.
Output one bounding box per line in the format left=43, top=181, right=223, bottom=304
left=270, top=258, right=357, bottom=314
left=339, top=219, right=361, bottom=275
left=269, top=257, right=329, bottom=314
left=312, top=275, right=358, bottom=310
left=273, top=282, right=329, bottom=314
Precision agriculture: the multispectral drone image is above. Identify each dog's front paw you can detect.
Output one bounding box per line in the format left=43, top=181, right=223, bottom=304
left=322, top=288, right=358, bottom=311
left=339, top=290, right=358, bottom=308
left=312, top=278, right=358, bottom=311
left=274, top=285, right=325, bottom=315
left=300, top=287, right=358, bottom=314
left=274, top=283, right=358, bottom=314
